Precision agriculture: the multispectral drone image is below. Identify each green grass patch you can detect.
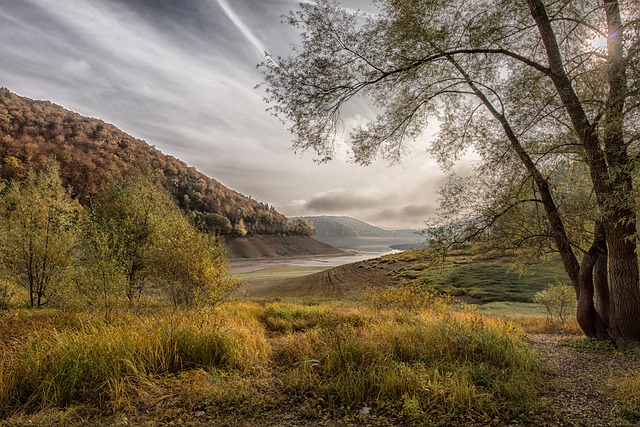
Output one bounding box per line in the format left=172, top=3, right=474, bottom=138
left=615, top=371, right=640, bottom=422
left=260, top=301, right=328, bottom=333
left=395, top=257, right=569, bottom=303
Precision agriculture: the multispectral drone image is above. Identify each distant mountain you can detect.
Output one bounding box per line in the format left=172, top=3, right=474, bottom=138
left=294, top=216, right=425, bottom=253
left=0, top=88, right=287, bottom=234
left=295, top=215, right=420, bottom=238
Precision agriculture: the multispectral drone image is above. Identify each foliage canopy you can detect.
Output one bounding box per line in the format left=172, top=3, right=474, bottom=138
left=262, top=0, right=640, bottom=345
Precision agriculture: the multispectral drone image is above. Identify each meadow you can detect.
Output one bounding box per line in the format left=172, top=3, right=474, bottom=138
left=1, top=249, right=639, bottom=426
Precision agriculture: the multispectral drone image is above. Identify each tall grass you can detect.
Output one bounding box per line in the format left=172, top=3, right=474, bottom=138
left=260, top=301, right=328, bottom=333
left=281, top=307, right=542, bottom=421
left=0, top=307, right=269, bottom=414
left=615, top=371, right=640, bottom=421
left=1, top=300, right=548, bottom=424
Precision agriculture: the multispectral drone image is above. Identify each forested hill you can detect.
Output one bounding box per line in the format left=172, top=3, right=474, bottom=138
left=0, top=88, right=287, bottom=234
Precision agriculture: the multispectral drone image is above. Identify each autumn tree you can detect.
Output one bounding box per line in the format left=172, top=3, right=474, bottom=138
left=153, top=211, right=236, bottom=307
left=0, top=162, right=81, bottom=307
left=261, top=1, right=640, bottom=346
left=234, top=219, right=248, bottom=236
left=285, top=218, right=315, bottom=236
left=87, top=177, right=169, bottom=308
left=85, top=177, right=234, bottom=309
left=192, top=211, right=233, bottom=235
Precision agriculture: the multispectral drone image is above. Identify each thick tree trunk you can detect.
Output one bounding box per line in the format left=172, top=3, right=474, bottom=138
left=527, top=0, right=640, bottom=346
left=605, top=218, right=640, bottom=347
left=577, top=223, right=609, bottom=340
left=594, top=234, right=610, bottom=325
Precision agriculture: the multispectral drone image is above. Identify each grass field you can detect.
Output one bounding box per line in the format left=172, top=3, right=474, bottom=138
left=0, top=297, right=547, bottom=426
left=392, top=256, right=569, bottom=303
left=2, top=249, right=636, bottom=426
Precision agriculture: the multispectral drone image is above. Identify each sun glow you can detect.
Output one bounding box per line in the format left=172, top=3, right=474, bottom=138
left=590, top=36, right=608, bottom=50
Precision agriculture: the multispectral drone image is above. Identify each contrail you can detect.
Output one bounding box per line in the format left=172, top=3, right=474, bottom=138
left=214, top=0, right=267, bottom=56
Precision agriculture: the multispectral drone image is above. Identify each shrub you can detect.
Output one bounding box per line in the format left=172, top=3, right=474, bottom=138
left=533, top=283, right=576, bottom=323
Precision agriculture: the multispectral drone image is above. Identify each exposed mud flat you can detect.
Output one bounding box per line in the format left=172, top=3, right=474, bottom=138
left=224, top=235, right=345, bottom=259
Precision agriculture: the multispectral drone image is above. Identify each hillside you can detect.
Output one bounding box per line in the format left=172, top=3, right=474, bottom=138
left=296, top=215, right=419, bottom=237
left=225, top=235, right=344, bottom=259
left=0, top=88, right=286, bottom=234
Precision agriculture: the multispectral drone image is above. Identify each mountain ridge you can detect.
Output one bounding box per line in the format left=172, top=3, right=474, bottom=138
left=0, top=88, right=287, bottom=234
left=294, top=215, right=420, bottom=238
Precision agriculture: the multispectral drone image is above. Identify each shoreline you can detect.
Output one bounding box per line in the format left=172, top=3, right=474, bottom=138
left=228, top=251, right=389, bottom=275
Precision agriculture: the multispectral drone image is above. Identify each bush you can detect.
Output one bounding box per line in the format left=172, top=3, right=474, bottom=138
left=368, top=283, right=451, bottom=313
left=533, top=283, right=576, bottom=323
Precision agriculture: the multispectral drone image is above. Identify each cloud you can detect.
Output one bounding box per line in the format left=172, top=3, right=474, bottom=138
left=304, top=188, right=382, bottom=212
left=401, top=204, right=436, bottom=217
left=368, top=204, right=435, bottom=227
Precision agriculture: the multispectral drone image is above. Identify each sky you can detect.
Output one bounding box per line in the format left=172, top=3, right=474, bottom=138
left=0, top=0, right=455, bottom=229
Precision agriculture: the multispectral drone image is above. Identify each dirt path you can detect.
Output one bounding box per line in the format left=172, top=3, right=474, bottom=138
left=528, top=334, right=640, bottom=426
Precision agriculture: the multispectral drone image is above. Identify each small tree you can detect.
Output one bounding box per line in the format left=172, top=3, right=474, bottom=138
left=86, top=177, right=237, bottom=309
left=88, top=177, right=170, bottom=308
left=154, top=212, right=237, bottom=307
left=234, top=219, right=248, bottom=236
left=534, top=283, right=577, bottom=324
left=0, top=163, right=81, bottom=307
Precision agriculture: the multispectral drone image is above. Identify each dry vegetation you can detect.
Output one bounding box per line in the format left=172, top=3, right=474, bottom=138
left=1, top=298, right=544, bottom=426
left=1, top=248, right=639, bottom=426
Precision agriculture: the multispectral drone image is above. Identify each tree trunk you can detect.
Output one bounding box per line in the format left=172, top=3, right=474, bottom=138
left=527, top=0, right=640, bottom=346
left=600, top=0, right=640, bottom=348
left=577, top=223, right=609, bottom=340
left=605, top=218, right=640, bottom=348
left=594, top=229, right=610, bottom=326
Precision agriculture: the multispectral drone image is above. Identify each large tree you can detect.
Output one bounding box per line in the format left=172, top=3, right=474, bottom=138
left=261, top=0, right=640, bottom=346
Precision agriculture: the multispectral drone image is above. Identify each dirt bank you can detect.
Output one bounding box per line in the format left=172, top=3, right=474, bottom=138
left=225, top=235, right=346, bottom=259
left=235, top=257, right=397, bottom=299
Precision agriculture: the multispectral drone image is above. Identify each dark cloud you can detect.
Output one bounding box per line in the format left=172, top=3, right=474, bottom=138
left=304, top=189, right=381, bottom=212
left=368, top=204, right=435, bottom=227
